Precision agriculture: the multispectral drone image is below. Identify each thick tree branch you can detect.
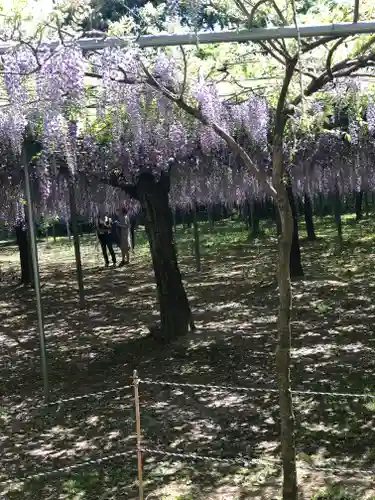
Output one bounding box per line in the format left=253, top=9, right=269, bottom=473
left=292, top=37, right=375, bottom=107
left=179, top=45, right=188, bottom=99
left=326, top=38, right=348, bottom=81
left=302, top=35, right=343, bottom=54
left=98, top=173, right=138, bottom=199
left=275, top=58, right=298, bottom=135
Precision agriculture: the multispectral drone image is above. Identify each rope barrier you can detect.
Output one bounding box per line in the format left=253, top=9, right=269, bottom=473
left=139, top=378, right=375, bottom=399
left=0, top=450, right=135, bottom=487
left=1, top=371, right=374, bottom=494
left=141, top=447, right=374, bottom=476
left=1, top=384, right=133, bottom=415
left=1, top=445, right=373, bottom=489
left=141, top=446, right=278, bottom=467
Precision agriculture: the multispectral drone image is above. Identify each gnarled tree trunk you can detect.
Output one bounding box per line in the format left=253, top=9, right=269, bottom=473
left=136, top=172, right=193, bottom=341
left=272, top=55, right=298, bottom=498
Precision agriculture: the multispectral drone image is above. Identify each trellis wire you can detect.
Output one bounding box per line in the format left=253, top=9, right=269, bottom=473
left=1, top=445, right=373, bottom=491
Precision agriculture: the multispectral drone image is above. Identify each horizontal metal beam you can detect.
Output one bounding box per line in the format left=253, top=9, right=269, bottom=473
left=0, top=21, right=375, bottom=53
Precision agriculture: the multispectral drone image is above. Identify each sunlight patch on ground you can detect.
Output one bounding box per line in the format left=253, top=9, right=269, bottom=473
left=206, top=393, right=248, bottom=409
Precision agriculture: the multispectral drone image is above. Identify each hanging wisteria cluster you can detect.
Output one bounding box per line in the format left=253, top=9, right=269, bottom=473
left=0, top=43, right=375, bottom=225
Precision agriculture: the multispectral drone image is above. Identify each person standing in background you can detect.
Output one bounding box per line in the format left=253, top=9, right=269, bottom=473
left=130, top=212, right=136, bottom=251
left=97, top=213, right=116, bottom=268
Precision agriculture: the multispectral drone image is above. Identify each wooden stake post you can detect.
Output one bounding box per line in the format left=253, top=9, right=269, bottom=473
left=133, top=370, right=144, bottom=500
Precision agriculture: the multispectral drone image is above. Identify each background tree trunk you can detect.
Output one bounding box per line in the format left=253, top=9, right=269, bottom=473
left=364, top=192, right=369, bottom=217
left=250, top=200, right=261, bottom=238
left=303, top=192, right=316, bottom=241
left=286, top=183, right=304, bottom=279
left=355, top=190, right=363, bottom=222
left=137, top=172, right=192, bottom=341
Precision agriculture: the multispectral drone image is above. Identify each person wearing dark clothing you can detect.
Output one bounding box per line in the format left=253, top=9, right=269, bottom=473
left=15, top=221, right=32, bottom=284
left=130, top=214, right=136, bottom=250
left=97, top=215, right=116, bottom=267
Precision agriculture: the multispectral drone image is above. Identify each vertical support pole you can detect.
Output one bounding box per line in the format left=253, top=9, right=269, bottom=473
left=192, top=202, right=201, bottom=272
left=133, top=370, right=144, bottom=500
left=68, top=178, right=85, bottom=309
left=23, top=155, right=49, bottom=401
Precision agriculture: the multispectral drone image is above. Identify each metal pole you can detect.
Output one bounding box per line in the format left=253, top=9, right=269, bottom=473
left=1, top=21, right=375, bottom=52
left=23, top=152, right=49, bottom=400
left=192, top=202, right=201, bottom=272
left=133, top=370, right=144, bottom=500
left=68, top=178, right=85, bottom=309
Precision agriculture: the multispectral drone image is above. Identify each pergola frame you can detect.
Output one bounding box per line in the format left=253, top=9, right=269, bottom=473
left=1, top=21, right=375, bottom=53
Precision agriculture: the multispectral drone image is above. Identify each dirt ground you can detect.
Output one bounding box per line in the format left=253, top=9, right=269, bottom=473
left=0, top=217, right=374, bottom=499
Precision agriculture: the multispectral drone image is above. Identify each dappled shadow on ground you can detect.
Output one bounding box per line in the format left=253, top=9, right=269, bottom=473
left=1, top=218, right=375, bottom=499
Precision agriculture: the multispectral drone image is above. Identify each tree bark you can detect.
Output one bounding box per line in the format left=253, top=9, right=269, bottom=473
left=286, top=183, right=304, bottom=279
left=303, top=193, right=316, bottom=241
left=136, top=172, right=193, bottom=341
left=355, top=190, right=363, bottom=222
left=68, top=178, right=85, bottom=309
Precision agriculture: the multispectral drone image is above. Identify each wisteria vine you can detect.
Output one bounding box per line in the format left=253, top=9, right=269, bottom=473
left=0, top=44, right=375, bottom=225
